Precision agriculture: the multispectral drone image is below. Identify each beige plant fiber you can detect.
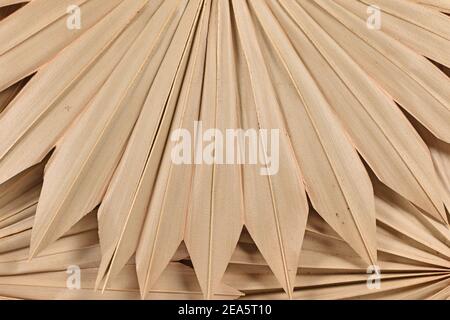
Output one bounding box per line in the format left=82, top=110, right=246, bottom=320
left=0, top=0, right=449, bottom=300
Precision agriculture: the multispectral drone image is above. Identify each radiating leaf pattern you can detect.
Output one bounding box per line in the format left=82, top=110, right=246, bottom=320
left=0, top=0, right=448, bottom=299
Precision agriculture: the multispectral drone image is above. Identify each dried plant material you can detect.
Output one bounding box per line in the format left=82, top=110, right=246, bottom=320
left=410, top=0, right=450, bottom=13
left=183, top=0, right=244, bottom=300
left=0, top=0, right=124, bottom=91
left=0, top=0, right=152, bottom=185
left=0, top=76, right=29, bottom=113
left=0, top=0, right=448, bottom=300
left=29, top=0, right=177, bottom=258
left=0, top=0, right=30, bottom=8
left=99, top=0, right=202, bottom=293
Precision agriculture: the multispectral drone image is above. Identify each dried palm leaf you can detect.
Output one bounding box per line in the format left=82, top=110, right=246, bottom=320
left=183, top=0, right=244, bottom=300
left=0, top=0, right=30, bottom=8
left=0, top=0, right=124, bottom=91
left=0, top=0, right=448, bottom=300
left=410, top=0, right=450, bottom=13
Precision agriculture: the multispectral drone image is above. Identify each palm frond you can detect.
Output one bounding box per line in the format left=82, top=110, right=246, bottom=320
left=0, top=0, right=449, bottom=300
